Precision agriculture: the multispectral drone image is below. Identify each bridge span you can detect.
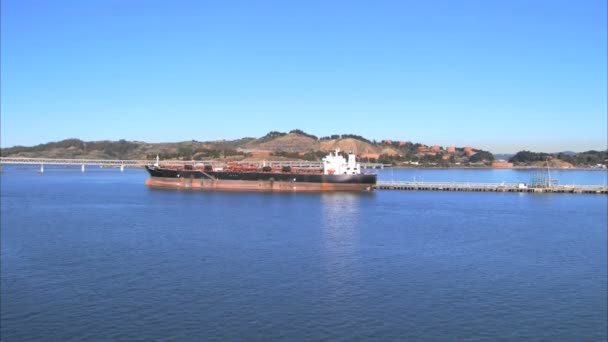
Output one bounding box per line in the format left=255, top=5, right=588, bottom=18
left=0, top=157, right=390, bottom=172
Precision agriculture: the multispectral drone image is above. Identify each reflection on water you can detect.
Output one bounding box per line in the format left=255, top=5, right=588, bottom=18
left=320, top=193, right=363, bottom=301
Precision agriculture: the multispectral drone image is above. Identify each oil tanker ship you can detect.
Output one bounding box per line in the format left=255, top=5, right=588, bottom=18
left=145, top=150, right=377, bottom=191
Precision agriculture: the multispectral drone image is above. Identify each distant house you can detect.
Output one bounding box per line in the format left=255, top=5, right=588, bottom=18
left=430, top=145, right=441, bottom=152
left=464, top=147, right=476, bottom=157
left=446, top=146, right=456, bottom=153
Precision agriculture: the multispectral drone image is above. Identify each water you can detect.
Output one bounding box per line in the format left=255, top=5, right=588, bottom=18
left=2, top=167, right=607, bottom=341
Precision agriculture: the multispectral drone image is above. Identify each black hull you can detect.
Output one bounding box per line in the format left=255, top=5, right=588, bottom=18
left=145, top=166, right=377, bottom=185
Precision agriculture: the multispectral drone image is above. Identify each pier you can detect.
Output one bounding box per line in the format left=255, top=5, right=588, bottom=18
left=375, top=181, right=608, bottom=194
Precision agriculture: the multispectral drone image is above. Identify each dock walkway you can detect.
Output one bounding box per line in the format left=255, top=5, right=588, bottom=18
left=375, top=181, right=608, bottom=194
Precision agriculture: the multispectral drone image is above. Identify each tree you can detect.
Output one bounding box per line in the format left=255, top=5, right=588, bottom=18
left=469, top=150, right=494, bottom=163
left=509, top=151, right=549, bottom=163
left=177, top=145, right=194, bottom=160
left=259, top=131, right=287, bottom=142
left=289, top=129, right=318, bottom=140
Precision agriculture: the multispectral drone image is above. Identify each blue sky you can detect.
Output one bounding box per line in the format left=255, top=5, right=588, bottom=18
left=1, top=0, right=606, bottom=153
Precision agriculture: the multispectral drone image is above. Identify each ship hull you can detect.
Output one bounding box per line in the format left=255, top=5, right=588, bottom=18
left=145, top=166, right=376, bottom=192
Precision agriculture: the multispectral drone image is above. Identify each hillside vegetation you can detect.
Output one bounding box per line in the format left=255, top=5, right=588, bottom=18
left=1, top=130, right=399, bottom=160
left=7, top=130, right=602, bottom=168
left=509, top=150, right=607, bottom=168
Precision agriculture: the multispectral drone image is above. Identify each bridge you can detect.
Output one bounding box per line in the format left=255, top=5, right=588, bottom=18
left=0, top=157, right=390, bottom=172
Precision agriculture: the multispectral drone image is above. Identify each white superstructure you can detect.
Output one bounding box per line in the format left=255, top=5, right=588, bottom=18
left=322, top=149, right=361, bottom=175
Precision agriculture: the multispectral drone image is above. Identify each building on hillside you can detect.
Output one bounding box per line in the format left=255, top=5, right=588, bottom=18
left=463, top=147, right=476, bottom=157
left=446, top=146, right=456, bottom=153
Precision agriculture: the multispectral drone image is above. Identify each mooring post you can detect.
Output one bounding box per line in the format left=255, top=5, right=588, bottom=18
left=40, top=164, right=44, bottom=173
left=81, top=164, right=85, bottom=173
left=120, top=164, right=125, bottom=172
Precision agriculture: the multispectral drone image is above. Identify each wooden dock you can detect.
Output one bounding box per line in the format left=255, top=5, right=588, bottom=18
left=375, top=181, right=608, bottom=194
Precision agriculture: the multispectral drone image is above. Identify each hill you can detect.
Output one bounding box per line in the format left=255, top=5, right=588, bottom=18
left=508, top=150, right=607, bottom=168
left=247, top=133, right=319, bottom=152
left=1, top=133, right=385, bottom=160
left=1, top=130, right=498, bottom=166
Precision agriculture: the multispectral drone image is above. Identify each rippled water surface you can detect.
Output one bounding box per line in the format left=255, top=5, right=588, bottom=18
left=2, top=167, right=606, bottom=340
